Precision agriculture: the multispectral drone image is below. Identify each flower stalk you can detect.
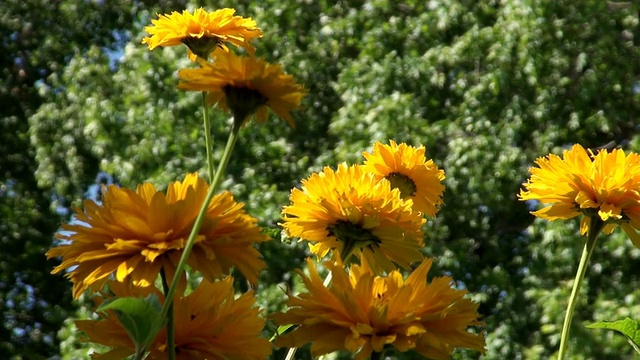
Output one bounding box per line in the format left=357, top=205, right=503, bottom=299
left=202, top=91, right=215, bottom=182
left=557, top=216, right=604, bottom=359
left=151, top=115, right=241, bottom=353
left=160, top=268, right=175, bottom=360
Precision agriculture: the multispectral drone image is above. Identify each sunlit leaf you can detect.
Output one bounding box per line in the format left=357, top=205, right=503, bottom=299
left=587, top=318, right=640, bottom=354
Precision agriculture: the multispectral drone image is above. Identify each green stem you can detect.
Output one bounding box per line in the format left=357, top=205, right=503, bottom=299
left=284, top=266, right=334, bottom=360
left=557, top=217, right=604, bottom=359
left=151, top=119, right=241, bottom=346
left=370, top=351, right=384, bottom=360
left=160, top=268, right=175, bottom=360
left=202, top=91, right=215, bottom=182
left=134, top=346, right=145, bottom=360
left=284, top=348, right=297, bottom=360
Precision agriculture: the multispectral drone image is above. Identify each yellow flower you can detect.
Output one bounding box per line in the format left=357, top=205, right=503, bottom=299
left=47, top=173, right=268, bottom=299
left=362, top=140, right=446, bottom=217
left=177, top=49, right=307, bottom=128
left=281, top=163, right=425, bottom=274
left=272, top=258, right=485, bottom=359
left=76, top=278, right=271, bottom=360
left=519, top=144, right=640, bottom=246
left=142, top=8, right=262, bottom=59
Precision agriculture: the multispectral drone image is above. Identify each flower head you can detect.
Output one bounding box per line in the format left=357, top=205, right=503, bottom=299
left=76, top=278, right=271, bottom=360
left=272, top=258, right=485, bottom=359
left=362, top=140, right=446, bottom=217
left=178, top=49, right=307, bottom=128
left=47, top=173, right=268, bottom=299
left=281, top=163, right=425, bottom=274
left=142, top=8, right=262, bottom=59
left=519, top=144, right=640, bottom=246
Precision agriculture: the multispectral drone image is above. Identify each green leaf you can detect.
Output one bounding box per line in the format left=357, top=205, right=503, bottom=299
left=97, top=294, right=164, bottom=350
left=586, top=318, right=640, bottom=354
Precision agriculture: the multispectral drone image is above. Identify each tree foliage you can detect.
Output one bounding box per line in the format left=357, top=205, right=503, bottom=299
left=0, top=0, right=187, bottom=358
left=10, top=0, right=640, bottom=358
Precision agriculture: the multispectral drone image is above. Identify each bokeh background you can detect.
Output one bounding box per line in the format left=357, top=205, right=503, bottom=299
left=2, top=0, right=640, bottom=359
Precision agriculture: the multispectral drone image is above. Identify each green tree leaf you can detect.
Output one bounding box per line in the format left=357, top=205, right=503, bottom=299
left=587, top=318, right=640, bottom=354
left=97, top=294, right=164, bottom=353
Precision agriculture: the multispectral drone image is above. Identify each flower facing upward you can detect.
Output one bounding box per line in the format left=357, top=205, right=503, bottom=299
left=142, top=8, right=262, bottom=59
left=362, top=140, right=446, bottom=217
left=281, top=163, right=425, bottom=274
left=178, top=49, right=307, bottom=128
left=47, top=173, right=268, bottom=299
left=76, top=278, right=271, bottom=360
left=519, top=144, right=640, bottom=245
left=272, top=258, right=485, bottom=359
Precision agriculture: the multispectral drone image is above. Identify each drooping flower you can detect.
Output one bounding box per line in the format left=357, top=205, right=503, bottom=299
left=177, top=49, right=307, bottom=128
left=77, top=278, right=271, bottom=360
left=272, top=258, right=485, bottom=359
left=47, top=173, right=268, bottom=299
left=142, top=8, right=262, bottom=59
left=362, top=140, right=446, bottom=217
left=519, top=144, right=640, bottom=246
left=281, top=163, right=425, bottom=274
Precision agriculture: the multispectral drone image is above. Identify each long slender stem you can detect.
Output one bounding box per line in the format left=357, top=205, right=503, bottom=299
left=134, top=346, right=145, bottom=360
left=152, top=121, right=240, bottom=342
left=557, top=217, right=604, bottom=359
left=284, top=348, right=297, bottom=360
left=284, top=265, right=334, bottom=360
left=160, top=268, right=175, bottom=360
left=202, top=92, right=215, bottom=182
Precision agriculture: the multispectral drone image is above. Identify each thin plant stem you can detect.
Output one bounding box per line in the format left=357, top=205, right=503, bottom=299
left=557, top=217, right=604, bottom=359
left=160, top=268, right=175, bottom=360
left=202, top=92, right=215, bottom=182
left=284, top=348, right=297, bottom=360
left=284, top=264, right=335, bottom=360
left=151, top=120, right=241, bottom=347
left=134, top=349, right=146, bottom=360
left=134, top=346, right=145, bottom=360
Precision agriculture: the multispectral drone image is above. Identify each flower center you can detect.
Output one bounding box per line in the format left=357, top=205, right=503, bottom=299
left=223, top=85, right=267, bottom=127
left=385, top=172, right=417, bottom=198
left=181, top=36, right=220, bottom=59
left=326, top=220, right=381, bottom=263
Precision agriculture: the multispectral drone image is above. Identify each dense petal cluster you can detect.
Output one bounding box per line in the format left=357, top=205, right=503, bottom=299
left=362, top=140, right=446, bottom=217
left=47, top=173, right=268, bottom=299
left=281, top=163, right=425, bottom=274
left=178, top=49, right=307, bottom=128
left=519, top=144, right=640, bottom=246
left=77, top=278, right=271, bottom=360
left=142, top=8, right=262, bottom=59
left=272, top=258, right=485, bottom=359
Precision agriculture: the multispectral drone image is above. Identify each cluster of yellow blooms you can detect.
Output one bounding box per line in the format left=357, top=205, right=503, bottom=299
left=276, top=141, right=486, bottom=359
left=44, top=7, right=496, bottom=360
left=45, top=6, right=640, bottom=360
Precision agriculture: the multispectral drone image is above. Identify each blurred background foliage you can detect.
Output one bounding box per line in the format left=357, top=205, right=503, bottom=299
left=3, top=0, right=640, bottom=358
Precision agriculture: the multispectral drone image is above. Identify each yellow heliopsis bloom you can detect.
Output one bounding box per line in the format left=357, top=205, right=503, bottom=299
left=272, top=258, right=485, bottom=359
left=76, top=278, right=271, bottom=360
left=47, top=173, right=268, bottom=299
left=362, top=140, right=446, bottom=217
left=519, top=144, right=640, bottom=246
left=177, top=49, right=307, bottom=128
left=281, top=163, right=425, bottom=274
left=142, top=8, right=262, bottom=59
